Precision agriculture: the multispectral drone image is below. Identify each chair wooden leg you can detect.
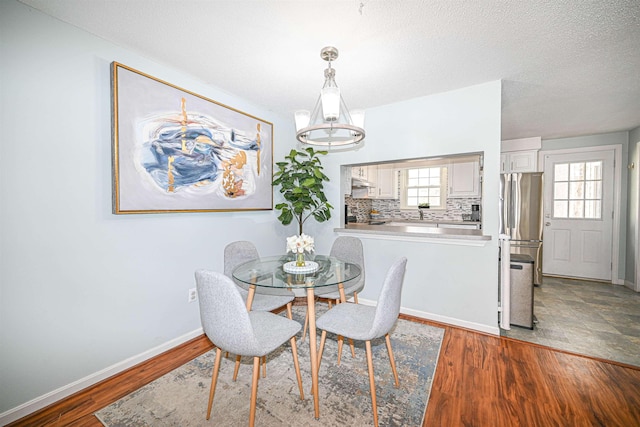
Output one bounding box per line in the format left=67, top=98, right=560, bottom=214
left=317, top=330, right=327, bottom=374
left=365, top=340, right=379, bottom=427
left=206, top=348, right=223, bottom=420
left=290, top=336, right=304, bottom=400
left=328, top=299, right=333, bottom=309
left=286, top=302, right=293, bottom=320
left=233, top=354, right=241, bottom=381
left=249, top=356, right=260, bottom=427
left=313, top=330, right=327, bottom=396
left=262, top=355, right=266, bottom=378
left=385, top=334, right=400, bottom=387
left=301, top=308, right=309, bottom=341
left=337, top=335, right=344, bottom=365
left=353, top=292, right=359, bottom=304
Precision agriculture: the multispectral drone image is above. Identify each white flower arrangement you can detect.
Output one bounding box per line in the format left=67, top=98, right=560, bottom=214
left=286, top=234, right=315, bottom=254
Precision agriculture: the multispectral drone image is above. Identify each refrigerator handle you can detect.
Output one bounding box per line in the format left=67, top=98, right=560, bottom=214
left=503, top=174, right=511, bottom=233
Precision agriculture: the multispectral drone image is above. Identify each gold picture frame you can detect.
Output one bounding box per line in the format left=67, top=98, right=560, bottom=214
left=111, top=62, right=273, bottom=214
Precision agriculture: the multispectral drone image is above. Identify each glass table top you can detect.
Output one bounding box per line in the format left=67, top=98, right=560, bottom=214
left=232, top=254, right=361, bottom=289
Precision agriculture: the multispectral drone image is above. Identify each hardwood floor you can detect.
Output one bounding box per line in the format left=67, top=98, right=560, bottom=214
left=9, top=316, right=640, bottom=427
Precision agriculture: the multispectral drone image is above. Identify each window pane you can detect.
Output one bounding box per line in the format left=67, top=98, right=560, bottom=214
left=432, top=188, right=440, bottom=197
left=570, top=162, right=584, bottom=181
left=429, top=196, right=440, bottom=207
left=585, top=200, right=601, bottom=219
left=554, top=182, right=568, bottom=199
left=585, top=181, right=601, bottom=199
left=431, top=168, right=440, bottom=178
left=555, top=163, right=569, bottom=181
left=428, top=176, right=440, bottom=186
left=408, top=169, right=419, bottom=178
left=554, top=201, right=568, bottom=218
left=418, top=188, right=429, bottom=197
left=569, top=181, right=584, bottom=199
left=408, top=177, right=419, bottom=187
left=569, top=200, right=584, bottom=218
left=407, top=188, right=417, bottom=198
left=585, top=161, right=602, bottom=180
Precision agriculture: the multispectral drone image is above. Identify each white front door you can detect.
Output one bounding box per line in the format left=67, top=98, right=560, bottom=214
left=542, top=150, right=615, bottom=281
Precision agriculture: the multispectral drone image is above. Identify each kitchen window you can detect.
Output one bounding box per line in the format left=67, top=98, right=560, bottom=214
left=401, top=167, right=447, bottom=209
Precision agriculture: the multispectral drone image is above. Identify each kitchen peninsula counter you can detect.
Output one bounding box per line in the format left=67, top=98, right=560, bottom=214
left=335, top=222, right=491, bottom=246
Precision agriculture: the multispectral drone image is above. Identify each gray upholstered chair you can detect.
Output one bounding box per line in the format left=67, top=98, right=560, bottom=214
left=224, top=241, right=296, bottom=380
left=318, top=236, right=365, bottom=303
left=315, top=257, right=407, bottom=427
left=303, top=236, right=365, bottom=362
left=195, top=269, right=304, bottom=427
left=224, top=241, right=295, bottom=312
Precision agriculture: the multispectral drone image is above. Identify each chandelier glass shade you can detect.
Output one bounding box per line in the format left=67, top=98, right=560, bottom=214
left=295, top=47, right=365, bottom=150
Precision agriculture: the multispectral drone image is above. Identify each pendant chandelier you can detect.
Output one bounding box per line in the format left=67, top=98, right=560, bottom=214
left=294, top=46, right=365, bottom=151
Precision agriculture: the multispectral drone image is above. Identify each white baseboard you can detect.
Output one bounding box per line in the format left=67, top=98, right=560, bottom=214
left=0, top=327, right=204, bottom=426
left=357, top=298, right=500, bottom=336
left=624, top=279, right=639, bottom=292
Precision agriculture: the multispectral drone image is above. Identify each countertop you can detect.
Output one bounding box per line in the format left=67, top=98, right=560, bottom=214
left=335, top=221, right=491, bottom=242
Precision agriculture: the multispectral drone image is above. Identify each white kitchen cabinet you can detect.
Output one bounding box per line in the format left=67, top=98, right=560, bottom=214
left=448, top=161, right=481, bottom=198
left=351, top=166, right=368, bottom=180
left=366, top=165, right=378, bottom=197
left=364, top=165, right=398, bottom=199
left=376, top=167, right=398, bottom=199
left=500, top=150, right=538, bottom=173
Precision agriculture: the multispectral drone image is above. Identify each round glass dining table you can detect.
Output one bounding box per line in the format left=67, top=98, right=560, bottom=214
left=232, top=254, right=362, bottom=419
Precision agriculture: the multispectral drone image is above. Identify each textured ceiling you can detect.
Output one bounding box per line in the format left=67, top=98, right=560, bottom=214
left=19, top=0, right=640, bottom=141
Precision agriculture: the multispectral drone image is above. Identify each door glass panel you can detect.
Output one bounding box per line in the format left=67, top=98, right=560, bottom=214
left=570, top=163, right=584, bottom=180
left=569, top=200, right=584, bottom=218
left=552, top=161, right=603, bottom=219
left=554, top=182, right=568, bottom=199
left=569, top=181, right=584, bottom=199
left=585, top=200, right=601, bottom=219
left=555, top=163, right=568, bottom=181
left=585, top=161, right=602, bottom=180
left=554, top=201, right=568, bottom=218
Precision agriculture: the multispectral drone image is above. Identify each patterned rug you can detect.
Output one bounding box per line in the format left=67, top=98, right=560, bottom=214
left=96, top=305, right=444, bottom=426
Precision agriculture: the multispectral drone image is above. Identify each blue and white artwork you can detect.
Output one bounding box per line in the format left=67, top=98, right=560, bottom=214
left=112, top=62, right=273, bottom=213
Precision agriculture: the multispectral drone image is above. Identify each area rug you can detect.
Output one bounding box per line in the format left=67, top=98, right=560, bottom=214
left=96, top=306, right=444, bottom=426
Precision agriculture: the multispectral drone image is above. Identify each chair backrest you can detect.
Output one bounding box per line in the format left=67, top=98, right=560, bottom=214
left=369, top=257, right=408, bottom=339
left=195, top=269, right=261, bottom=355
left=330, top=236, right=365, bottom=288
left=224, top=241, right=260, bottom=277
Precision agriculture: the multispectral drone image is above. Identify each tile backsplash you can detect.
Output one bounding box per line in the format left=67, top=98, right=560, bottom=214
left=346, top=195, right=481, bottom=222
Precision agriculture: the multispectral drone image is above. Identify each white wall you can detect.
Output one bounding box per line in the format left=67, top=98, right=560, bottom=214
left=0, top=0, right=296, bottom=417
left=1, top=0, right=502, bottom=419
left=542, top=132, right=630, bottom=281
left=321, top=81, right=503, bottom=333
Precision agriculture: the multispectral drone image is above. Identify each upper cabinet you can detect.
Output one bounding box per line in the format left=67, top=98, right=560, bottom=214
left=351, top=165, right=368, bottom=180
left=374, top=166, right=398, bottom=199
left=448, top=160, right=481, bottom=198
left=501, top=137, right=541, bottom=173
left=500, top=150, right=538, bottom=173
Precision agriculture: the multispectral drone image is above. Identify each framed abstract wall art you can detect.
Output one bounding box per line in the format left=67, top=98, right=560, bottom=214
left=111, top=62, right=273, bottom=214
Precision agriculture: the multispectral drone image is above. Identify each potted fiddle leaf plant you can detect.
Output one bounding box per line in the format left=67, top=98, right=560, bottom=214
left=272, top=147, right=333, bottom=235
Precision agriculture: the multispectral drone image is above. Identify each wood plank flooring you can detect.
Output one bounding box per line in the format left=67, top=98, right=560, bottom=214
left=8, top=316, right=640, bottom=427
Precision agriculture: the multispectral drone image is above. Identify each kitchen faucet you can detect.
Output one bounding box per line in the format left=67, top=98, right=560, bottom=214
left=419, top=209, right=424, bottom=220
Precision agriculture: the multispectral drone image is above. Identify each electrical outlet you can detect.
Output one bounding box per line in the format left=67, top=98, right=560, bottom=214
left=188, top=288, right=197, bottom=303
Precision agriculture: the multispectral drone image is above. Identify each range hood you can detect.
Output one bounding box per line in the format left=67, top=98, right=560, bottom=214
left=351, top=177, right=374, bottom=188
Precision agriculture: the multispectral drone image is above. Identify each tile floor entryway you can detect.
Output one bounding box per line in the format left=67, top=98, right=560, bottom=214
left=502, top=276, right=640, bottom=367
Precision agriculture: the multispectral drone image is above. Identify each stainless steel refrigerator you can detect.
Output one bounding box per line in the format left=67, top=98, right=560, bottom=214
left=499, top=172, right=544, bottom=285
